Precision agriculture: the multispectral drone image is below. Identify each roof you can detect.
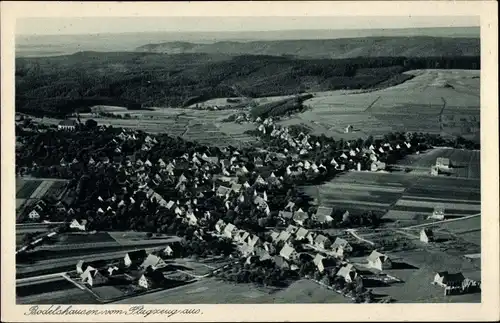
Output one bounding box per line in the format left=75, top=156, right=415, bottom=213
left=277, top=231, right=292, bottom=243
left=127, top=250, right=147, bottom=262
left=279, top=211, right=293, bottom=219
left=313, top=254, right=325, bottom=267
left=336, top=264, right=356, bottom=278
left=293, top=211, right=309, bottom=221
left=314, top=234, right=330, bottom=245
left=279, top=243, right=295, bottom=259
left=216, top=186, right=231, bottom=196
left=367, top=250, right=390, bottom=263
left=332, top=238, right=351, bottom=249
left=141, top=254, right=164, bottom=269
left=295, top=227, right=309, bottom=240
left=285, top=224, right=298, bottom=234
left=422, top=228, right=434, bottom=237
left=436, top=271, right=466, bottom=283
left=273, top=255, right=289, bottom=268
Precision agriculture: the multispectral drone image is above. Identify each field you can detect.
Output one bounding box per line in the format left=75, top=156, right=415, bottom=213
left=278, top=70, right=480, bottom=141
left=302, top=170, right=480, bottom=225
left=16, top=179, right=43, bottom=199
left=396, top=148, right=480, bottom=179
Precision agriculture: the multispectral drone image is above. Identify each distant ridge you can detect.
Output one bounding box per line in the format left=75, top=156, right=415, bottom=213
left=136, top=36, right=480, bottom=59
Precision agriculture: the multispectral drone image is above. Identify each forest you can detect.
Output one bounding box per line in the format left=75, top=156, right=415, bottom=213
left=15, top=52, right=480, bottom=117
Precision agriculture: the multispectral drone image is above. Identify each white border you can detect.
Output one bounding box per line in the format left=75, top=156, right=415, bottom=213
left=2, top=1, right=498, bottom=322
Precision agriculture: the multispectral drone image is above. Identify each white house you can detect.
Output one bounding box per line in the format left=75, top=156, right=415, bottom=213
left=331, top=238, right=353, bottom=258
left=420, top=228, right=434, bottom=243
left=367, top=250, right=392, bottom=270
left=429, top=206, right=445, bottom=220
left=81, top=268, right=107, bottom=287
left=28, top=210, right=40, bottom=220
left=58, top=120, right=77, bottom=131
left=336, top=264, right=357, bottom=283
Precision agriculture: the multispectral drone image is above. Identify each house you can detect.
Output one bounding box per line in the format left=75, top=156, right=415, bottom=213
left=238, top=244, right=255, bottom=257
left=140, top=254, right=166, bottom=271
left=137, top=271, right=166, bottom=290
left=273, top=256, right=289, bottom=269
left=331, top=238, right=353, bottom=258
left=69, top=219, right=86, bottom=231
left=247, top=235, right=260, bottom=247
left=314, top=234, right=331, bottom=249
left=336, top=264, right=357, bottom=283
left=420, top=228, right=434, bottom=243
left=124, top=249, right=148, bottom=268
left=284, top=201, right=295, bottom=211
left=58, top=120, right=77, bottom=131
left=433, top=271, right=466, bottom=288
left=285, top=224, right=298, bottom=234
left=163, top=245, right=174, bottom=257
left=305, top=231, right=316, bottom=244
left=292, top=210, right=309, bottom=226
left=436, top=157, right=450, bottom=169
left=277, top=231, right=292, bottom=244
left=270, top=231, right=280, bottom=243
left=294, top=227, right=309, bottom=241
left=223, top=223, right=236, bottom=239
left=256, top=247, right=272, bottom=262
left=314, top=206, right=333, bottom=223
left=313, top=254, right=326, bottom=272
left=216, top=186, right=231, bottom=199
left=429, top=206, right=445, bottom=220
left=279, top=243, right=296, bottom=260
left=279, top=210, right=293, bottom=221
left=28, top=209, right=40, bottom=220
left=76, top=260, right=87, bottom=274
left=367, top=250, right=392, bottom=270
left=81, top=268, right=107, bottom=287
left=215, top=219, right=226, bottom=234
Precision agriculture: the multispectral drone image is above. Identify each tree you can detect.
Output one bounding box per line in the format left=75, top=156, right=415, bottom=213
left=85, top=119, right=98, bottom=129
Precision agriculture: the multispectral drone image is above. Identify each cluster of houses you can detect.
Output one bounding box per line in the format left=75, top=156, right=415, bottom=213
left=77, top=246, right=175, bottom=290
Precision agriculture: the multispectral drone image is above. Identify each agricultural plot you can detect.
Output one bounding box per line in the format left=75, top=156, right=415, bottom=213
left=397, top=148, right=480, bottom=179
left=16, top=179, right=42, bottom=199
left=279, top=70, right=479, bottom=141
left=17, top=288, right=99, bottom=305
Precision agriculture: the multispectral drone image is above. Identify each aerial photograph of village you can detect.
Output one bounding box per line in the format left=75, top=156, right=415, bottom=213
left=14, top=15, right=481, bottom=304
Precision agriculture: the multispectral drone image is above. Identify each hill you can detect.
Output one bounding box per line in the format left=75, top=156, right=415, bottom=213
left=16, top=51, right=479, bottom=117
left=136, top=37, right=480, bottom=59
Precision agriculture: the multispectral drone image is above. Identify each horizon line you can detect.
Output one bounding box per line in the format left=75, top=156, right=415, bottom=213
left=15, top=25, right=480, bottom=37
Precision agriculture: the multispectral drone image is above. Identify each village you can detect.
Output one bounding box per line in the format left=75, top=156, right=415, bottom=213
left=15, top=114, right=481, bottom=303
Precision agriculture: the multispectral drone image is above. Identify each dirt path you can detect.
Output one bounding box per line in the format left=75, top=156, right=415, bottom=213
left=346, top=229, right=375, bottom=246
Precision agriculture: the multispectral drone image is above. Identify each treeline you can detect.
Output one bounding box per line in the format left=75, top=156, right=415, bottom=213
left=16, top=52, right=480, bottom=117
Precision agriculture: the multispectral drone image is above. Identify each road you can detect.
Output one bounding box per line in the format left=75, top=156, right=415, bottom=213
left=401, top=213, right=480, bottom=230
left=346, top=229, right=375, bottom=246
left=16, top=272, right=66, bottom=287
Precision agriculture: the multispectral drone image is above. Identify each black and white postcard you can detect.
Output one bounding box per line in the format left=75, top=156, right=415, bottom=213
left=1, top=1, right=498, bottom=322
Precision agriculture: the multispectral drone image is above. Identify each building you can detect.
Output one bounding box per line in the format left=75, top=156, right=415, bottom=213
left=276, top=231, right=292, bottom=244
left=314, top=206, right=333, bottom=223
left=436, top=157, right=451, bottom=169
left=331, top=238, right=353, bottom=258
left=433, top=271, right=466, bottom=288
left=294, top=227, right=309, bottom=241
left=81, top=268, right=107, bottom=287
left=336, top=264, right=357, bottom=283
left=58, top=120, right=77, bottom=131
left=223, top=223, right=236, bottom=239
left=314, top=234, right=331, bottom=249
left=420, top=228, right=434, bottom=243
left=293, top=210, right=309, bottom=226
left=28, top=210, right=41, bottom=220
left=140, top=254, right=166, bottom=271
left=124, top=249, right=148, bottom=268
left=279, top=243, right=296, bottom=260
left=367, top=250, right=392, bottom=270
left=76, top=260, right=88, bottom=274
left=313, top=254, right=326, bottom=272
left=69, top=219, right=86, bottom=231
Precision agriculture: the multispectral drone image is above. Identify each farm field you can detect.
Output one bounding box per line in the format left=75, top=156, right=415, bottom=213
left=16, top=179, right=42, bottom=199
left=397, top=148, right=480, bottom=179
left=17, top=287, right=99, bottom=304
left=279, top=69, right=480, bottom=141
left=302, top=171, right=480, bottom=225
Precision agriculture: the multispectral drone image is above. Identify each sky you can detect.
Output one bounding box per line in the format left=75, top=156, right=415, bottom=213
left=16, top=16, right=480, bottom=36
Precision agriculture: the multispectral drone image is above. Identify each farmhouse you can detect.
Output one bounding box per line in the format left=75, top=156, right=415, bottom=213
left=336, top=264, right=357, bottom=283
left=124, top=249, right=148, bottom=268
left=28, top=209, right=41, bottom=220
left=277, top=230, right=292, bottom=244
left=273, top=256, right=289, bottom=269
left=293, top=210, right=309, bottom=226
left=294, top=227, right=309, bottom=241
left=58, top=120, right=77, bottom=131
left=433, top=271, right=466, bottom=288
left=137, top=271, right=165, bottom=290
left=140, top=254, right=166, bottom=271
left=331, top=238, right=353, bottom=258
left=420, top=228, right=434, bottom=243
left=279, top=243, right=297, bottom=260
left=314, top=234, right=331, bottom=249
left=367, top=250, right=392, bottom=270
left=223, top=223, right=237, bottom=239
left=76, top=260, right=88, bottom=274
left=314, top=206, right=333, bottom=223
left=69, top=219, right=86, bottom=231
left=436, top=157, right=451, bottom=169
left=81, top=268, right=107, bottom=287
